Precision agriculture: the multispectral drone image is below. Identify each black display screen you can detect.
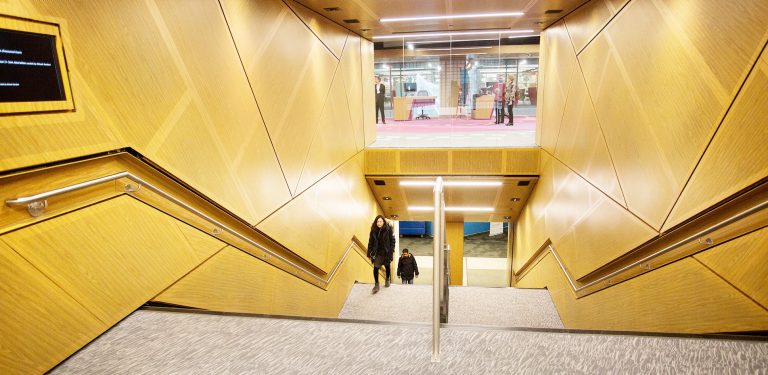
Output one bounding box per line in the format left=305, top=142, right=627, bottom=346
left=0, top=28, right=65, bottom=102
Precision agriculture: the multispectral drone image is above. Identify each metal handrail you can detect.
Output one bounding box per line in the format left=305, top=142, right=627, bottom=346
left=547, top=198, right=768, bottom=293
left=5, top=171, right=359, bottom=286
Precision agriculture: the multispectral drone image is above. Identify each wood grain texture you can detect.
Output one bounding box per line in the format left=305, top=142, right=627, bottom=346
left=338, top=34, right=366, bottom=151
left=518, top=153, right=656, bottom=280
left=222, top=0, right=339, bottom=196
left=399, top=150, right=452, bottom=174
left=0, top=240, right=107, bottom=375
left=695, top=226, right=768, bottom=310
left=2, top=197, right=203, bottom=324
left=257, top=153, right=379, bottom=273
left=554, top=71, right=624, bottom=206
left=446, top=222, right=464, bottom=286
left=538, top=20, right=578, bottom=154
left=361, top=38, right=377, bottom=146
left=665, top=51, right=768, bottom=230
left=286, top=1, right=348, bottom=59
left=519, top=253, right=768, bottom=333
left=154, top=245, right=372, bottom=317
left=578, top=0, right=768, bottom=229
left=564, top=0, right=613, bottom=54
left=295, top=67, right=359, bottom=194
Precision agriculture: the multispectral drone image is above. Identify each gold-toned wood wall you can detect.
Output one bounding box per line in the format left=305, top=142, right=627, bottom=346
left=0, top=196, right=227, bottom=374
left=0, top=0, right=379, bottom=302
left=446, top=222, right=464, bottom=286
left=153, top=244, right=372, bottom=317
left=365, top=148, right=540, bottom=175
left=518, top=0, right=768, bottom=331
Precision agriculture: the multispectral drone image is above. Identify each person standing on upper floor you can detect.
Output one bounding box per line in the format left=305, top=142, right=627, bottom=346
left=375, top=76, right=386, bottom=124
left=492, top=74, right=506, bottom=124
left=505, top=74, right=516, bottom=126
left=396, top=248, right=419, bottom=284
left=367, top=214, right=395, bottom=294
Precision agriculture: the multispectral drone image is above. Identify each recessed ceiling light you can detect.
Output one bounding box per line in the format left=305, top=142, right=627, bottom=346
left=508, top=34, right=539, bottom=39
left=381, top=12, right=524, bottom=23
left=511, top=198, right=520, bottom=202
left=503, top=216, right=512, bottom=220
left=409, top=38, right=500, bottom=44
left=374, top=29, right=535, bottom=40
left=323, top=7, right=340, bottom=12
left=383, top=196, right=392, bottom=200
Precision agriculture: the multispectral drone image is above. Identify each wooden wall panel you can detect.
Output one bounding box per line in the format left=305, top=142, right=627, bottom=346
left=365, top=149, right=398, bottom=174
left=2, top=197, right=204, bottom=324
left=504, top=148, right=540, bottom=175
left=564, top=0, right=614, bottom=53
left=286, top=1, right=348, bottom=59
left=452, top=150, right=502, bottom=174
left=519, top=254, right=768, bottom=333
left=554, top=72, right=624, bottom=206
left=365, top=148, right=540, bottom=175
left=151, top=0, right=291, bottom=224
left=0, top=241, right=107, bottom=374
left=154, top=245, right=372, bottom=317
left=665, top=52, right=768, bottom=230
left=538, top=21, right=577, bottom=154
left=296, top=70, right=359, bottom=194
left=339, top=34, right=366, bottom=151
left=519, top=154, right=656, bottom=280
left=257, top=153, right=379, bottom=273
left=578, top=0, right=768, bottom=229
left=399, top=150, right=451, bottom=174
left=361, top=38, right=377, bottom=146
left=446, top=222, right=464, bottom=286
left=695, top=227, right=768, bottom=310
left=223, top=0, right=339, bottom=196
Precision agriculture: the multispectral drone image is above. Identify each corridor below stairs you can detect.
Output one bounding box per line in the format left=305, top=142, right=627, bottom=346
left=338, top=284, right=564, bottom=328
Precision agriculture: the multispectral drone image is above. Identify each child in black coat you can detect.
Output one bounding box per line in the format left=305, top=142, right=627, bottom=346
left=396, top=249, right=419, bottom=284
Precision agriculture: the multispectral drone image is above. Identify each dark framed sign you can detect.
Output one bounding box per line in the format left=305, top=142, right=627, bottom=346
left=0, top=17, right=73, bottom=114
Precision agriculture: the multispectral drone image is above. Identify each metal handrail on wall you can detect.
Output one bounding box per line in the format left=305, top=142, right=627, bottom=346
left=5, top=171, right=357, bottom=287
left=540, top=196, right=768, bottom=294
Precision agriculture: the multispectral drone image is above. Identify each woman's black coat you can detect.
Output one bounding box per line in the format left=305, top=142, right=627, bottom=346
left=367, top=224, right=395, bottom=260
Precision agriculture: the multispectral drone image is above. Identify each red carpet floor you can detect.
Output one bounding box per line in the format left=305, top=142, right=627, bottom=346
left=377, top=116, right=536, bottom=133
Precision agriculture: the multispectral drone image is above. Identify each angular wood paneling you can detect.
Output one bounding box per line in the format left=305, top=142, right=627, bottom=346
left=665, top=52, right=768, bottom=230
left=554, top=71, right=624, bottom=206
left=154, top=245, right=372, bottom=317
left=152, top=0, right=291, bottom=224
left=535, top=155, right=657, bottom=280
left=519, top=253, right=768, bottom=333
left=172, top=221, right=228, bottom=262
left=2, top=197, right=203, bottom=324
left=296, top=69, right=358, bottom=194
left=286, top=1, right=348, bottom=59
left=538, top=20, right=578, bottom=154
left=579, top=0, right=768, bottom=228
left=339, top=34, right=366, bottom=151
left=222, top=0, right=339, bottom=196
left=0, top=241, right=107, bottom=374
left=258, top=154, right=378, bottom=273
left=361, top=38, right=377, bottom=146
left=695, top=226, right=768, bottom=310
left=565, top=0, right=614, bottom=53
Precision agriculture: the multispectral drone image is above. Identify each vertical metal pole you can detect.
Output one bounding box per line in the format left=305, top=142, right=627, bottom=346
left=432, top=177, right=443, bottom=362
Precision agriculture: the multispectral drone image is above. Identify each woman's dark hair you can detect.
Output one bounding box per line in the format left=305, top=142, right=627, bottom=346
left=370, top=215, right=388, bottom=231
